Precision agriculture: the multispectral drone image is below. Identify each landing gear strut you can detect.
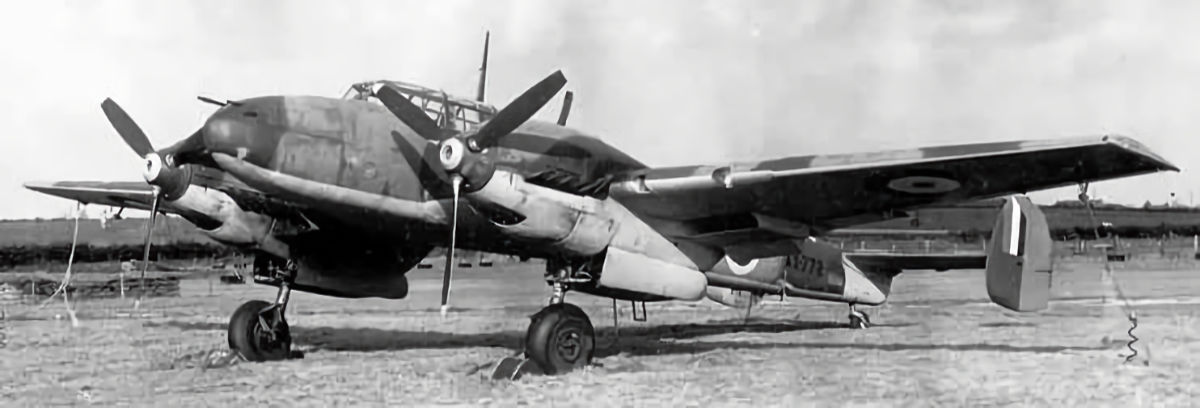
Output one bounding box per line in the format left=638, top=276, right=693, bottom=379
left=848, top=303, right=871, bottom=329
left=228, top=257, right=295, bottom=362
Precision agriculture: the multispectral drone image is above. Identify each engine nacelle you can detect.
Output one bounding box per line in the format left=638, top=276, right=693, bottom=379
left=168, top=185, right=289, bottom=258
left=467, top=170, right=616, bottom=256
left=466, top=169, right=706, bottom=300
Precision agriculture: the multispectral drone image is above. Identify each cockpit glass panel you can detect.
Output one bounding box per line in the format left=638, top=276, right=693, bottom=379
left=342, top=80, right=498, bottom=134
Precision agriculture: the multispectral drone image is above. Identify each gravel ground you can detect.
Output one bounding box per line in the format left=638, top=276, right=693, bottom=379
left=2, top=261, right=1197, bottom=406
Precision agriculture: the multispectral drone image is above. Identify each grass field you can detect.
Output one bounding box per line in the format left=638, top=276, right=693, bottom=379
left=2, top=260, right=1197, bottom=406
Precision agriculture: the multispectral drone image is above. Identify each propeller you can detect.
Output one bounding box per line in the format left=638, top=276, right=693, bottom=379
left=467, top=70, right=566, bottom=151
left=101, top=98, right=154, bottom=157
left=557, top=91, right=574, bottom=126
left=377, top=70, right=569, bottom=315
left=138, top=186, right=162, bottom=304
left=99, top=98, right=195, bottom=304
left=440, top=175, right=463, bottom=317
left=376, top=86, right=444, bottom=141
left=439, top=90, right=456, bottom=131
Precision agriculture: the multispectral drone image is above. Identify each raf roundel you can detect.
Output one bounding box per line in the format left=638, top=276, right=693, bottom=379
left=726, top=256, right=759, bottom=275
left=886, top=175, right=961, bottom=195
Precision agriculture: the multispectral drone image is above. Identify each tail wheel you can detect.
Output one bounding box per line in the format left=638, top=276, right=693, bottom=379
left=228, top=300, right=292, bottom=362
left=849, top=313, right=871, bottom=330
left=524, top=303, right=595, bottom=375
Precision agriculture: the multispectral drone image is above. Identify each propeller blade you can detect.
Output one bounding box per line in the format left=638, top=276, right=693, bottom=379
left=557, top=91, right=574, bottom=126
left=138, top=187, right=161, bottom=303
left=440, top=175, right=463, bottom=317
left=440, top=90, right=456, bottom=131
left=376, top=85, right=446, bottom=141
left=101, top=98, right=155, bottom=156
left=471, top=70, right=567, bottom=149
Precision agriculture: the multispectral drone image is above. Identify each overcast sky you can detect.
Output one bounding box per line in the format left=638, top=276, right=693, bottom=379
left=0, top=0, right=1195, bottom=219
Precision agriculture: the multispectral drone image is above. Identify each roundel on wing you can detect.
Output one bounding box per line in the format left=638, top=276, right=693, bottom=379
left=726, top=256, right=759, bottom=275
left=886, top=175, right=961, bottom=195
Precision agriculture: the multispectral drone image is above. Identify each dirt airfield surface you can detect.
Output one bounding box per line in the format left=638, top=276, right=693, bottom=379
left=3, top=260, right=1199, bottom=407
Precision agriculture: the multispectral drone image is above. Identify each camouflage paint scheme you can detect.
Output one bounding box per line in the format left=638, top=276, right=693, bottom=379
left=25, top=78, right=1177, bottom=306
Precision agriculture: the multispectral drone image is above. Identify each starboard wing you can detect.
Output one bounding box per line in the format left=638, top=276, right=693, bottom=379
left=609, top=135, right=1176, bottom=258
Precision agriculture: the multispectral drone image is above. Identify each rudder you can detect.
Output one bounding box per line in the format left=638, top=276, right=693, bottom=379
left=985, top=196, right=1053, bottom=312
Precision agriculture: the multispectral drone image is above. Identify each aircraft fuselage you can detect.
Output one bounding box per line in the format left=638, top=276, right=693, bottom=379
left=190, top=95, right=647, bottom=257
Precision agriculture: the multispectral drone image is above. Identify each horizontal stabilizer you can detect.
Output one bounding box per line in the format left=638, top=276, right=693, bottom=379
left=985, top=196, right=1052, bottom=312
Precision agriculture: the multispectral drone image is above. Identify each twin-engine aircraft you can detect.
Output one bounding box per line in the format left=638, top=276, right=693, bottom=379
left=26, top=37, right=1178, bottom=375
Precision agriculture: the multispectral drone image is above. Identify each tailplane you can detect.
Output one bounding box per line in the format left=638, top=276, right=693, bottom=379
left=985, top=196, right=1053, bottom=312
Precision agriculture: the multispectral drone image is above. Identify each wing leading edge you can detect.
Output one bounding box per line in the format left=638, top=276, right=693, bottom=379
left=24, top=181, right=157, bottom=211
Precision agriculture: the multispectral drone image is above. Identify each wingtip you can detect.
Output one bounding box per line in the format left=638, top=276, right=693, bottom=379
left=1100, top=134, right=1180, bottom=173
left=22, top=181, right=55, bottom=192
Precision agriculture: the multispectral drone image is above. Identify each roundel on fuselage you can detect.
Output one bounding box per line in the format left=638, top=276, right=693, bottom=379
left=726, top=256, right=759, bottom=275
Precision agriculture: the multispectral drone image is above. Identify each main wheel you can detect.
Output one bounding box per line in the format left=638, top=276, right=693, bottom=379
left=228, top=300, right=292, bottom=362
left=524, top=303, right=595, bottom=375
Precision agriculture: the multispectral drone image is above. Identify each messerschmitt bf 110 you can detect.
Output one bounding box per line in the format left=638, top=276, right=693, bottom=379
left=26, top=35, right=1178, bottom=375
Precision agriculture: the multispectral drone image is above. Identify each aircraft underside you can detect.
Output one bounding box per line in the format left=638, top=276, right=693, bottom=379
left=225, top=189, right=1055, bottom=377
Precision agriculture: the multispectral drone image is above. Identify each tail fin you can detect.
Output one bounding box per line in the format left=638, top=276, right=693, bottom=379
left=985, top=196, right=1053, bottom=312
left=476, top=31, right=489, bottom=102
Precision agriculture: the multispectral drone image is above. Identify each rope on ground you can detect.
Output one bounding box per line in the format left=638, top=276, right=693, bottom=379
left=37, top=202, right=82, bottom=327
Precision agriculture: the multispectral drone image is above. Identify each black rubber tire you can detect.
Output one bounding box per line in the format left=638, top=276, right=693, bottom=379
left=524, top=303, right=595, bottom=375
left=849, top=313, right=870, bottom=330
left=228, top=300, right=292, bottom=362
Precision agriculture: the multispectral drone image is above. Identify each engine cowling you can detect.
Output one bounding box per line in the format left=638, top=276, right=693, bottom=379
left=166, top=185, right=289, bottom=259
left=464, top=169, right=708, bottom=301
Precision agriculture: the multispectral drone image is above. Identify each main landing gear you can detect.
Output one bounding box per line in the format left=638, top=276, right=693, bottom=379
left=228, top=257, right=295, bottom=362
left=492, top=266, right=597, bottom=379
left=848, top=303, right=872, bottom=329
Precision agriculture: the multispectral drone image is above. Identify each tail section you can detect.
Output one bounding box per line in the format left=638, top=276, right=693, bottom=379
left=701, top=195, right=1052, bottom=313
left=985, top=196, right=1053, bottom=312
